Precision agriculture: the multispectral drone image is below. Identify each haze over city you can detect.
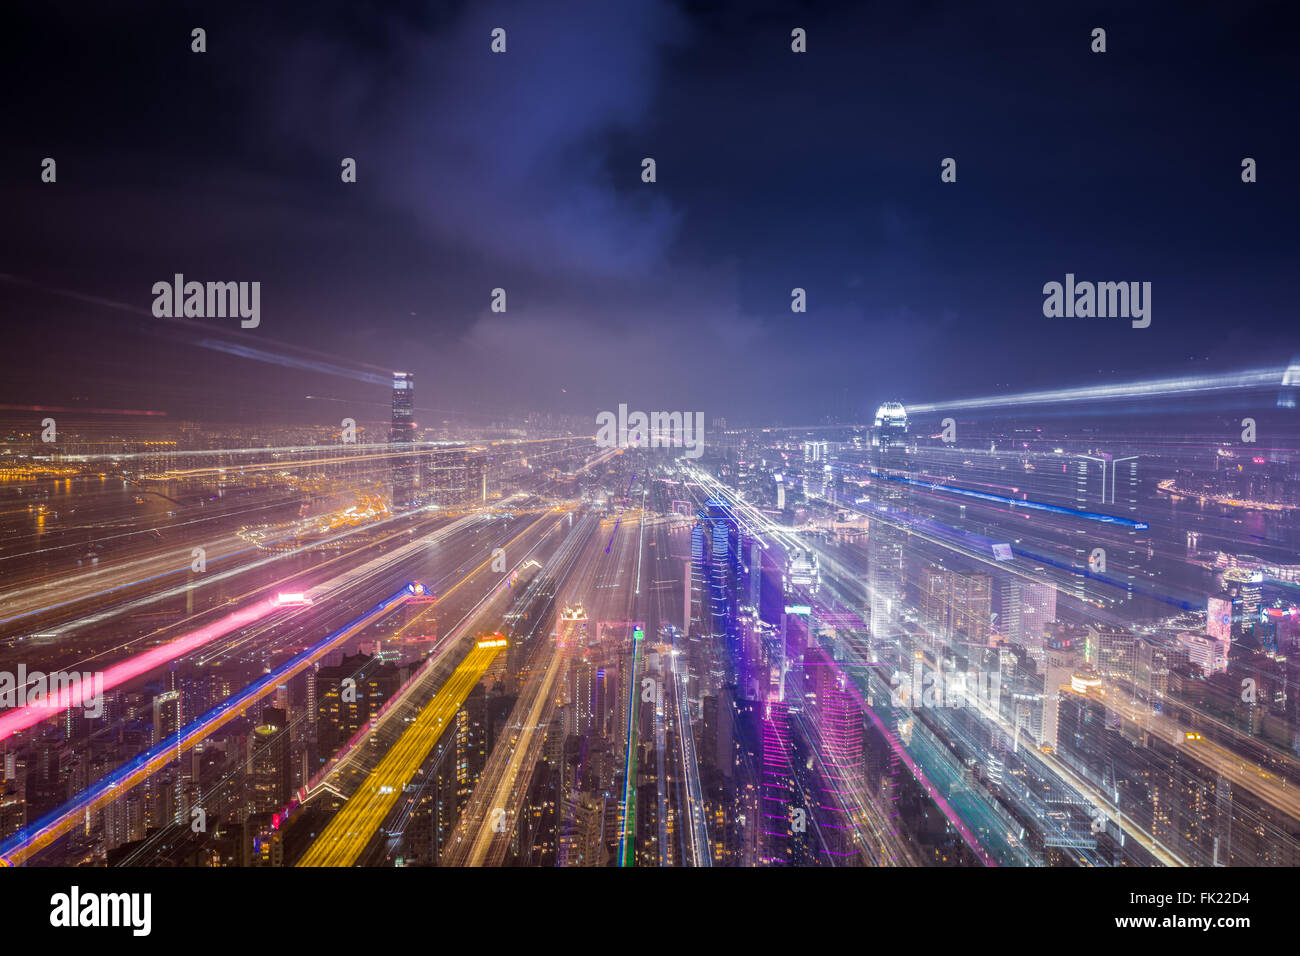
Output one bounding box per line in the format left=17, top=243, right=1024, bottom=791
left=0, top=1, right=1294, bottom=938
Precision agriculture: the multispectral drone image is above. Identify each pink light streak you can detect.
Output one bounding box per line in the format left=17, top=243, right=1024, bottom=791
left=831, top=660, right=998, bottom=867
left=0, top=597, right=280, bottom=742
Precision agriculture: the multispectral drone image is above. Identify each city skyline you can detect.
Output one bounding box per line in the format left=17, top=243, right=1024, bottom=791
left=0, top=3, right=1296, bottom=934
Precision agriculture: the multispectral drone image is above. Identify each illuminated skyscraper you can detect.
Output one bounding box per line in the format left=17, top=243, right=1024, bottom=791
left=1019, top=579, right=1057, bottom=642
left=919, top=560, right=992, bottom=650
left=314, top=654, right=400, bottom=766
left=697, top=501, right=743, bottom=690
left=808, top=646, right=863, bottom=861
left=247, top=707, right=291, bottom=819
left=868, top=402, right=909, bottom=659
left=759, top=697, right=795, bottom=865
left=572, top=660, right=596, bottom=736
left=390, top=371, right=417, bottom=508
left=151, top=690, right=181, bottom=747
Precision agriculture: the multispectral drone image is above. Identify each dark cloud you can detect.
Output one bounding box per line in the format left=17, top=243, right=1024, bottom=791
left=2, top=0, right=1297, bottom=425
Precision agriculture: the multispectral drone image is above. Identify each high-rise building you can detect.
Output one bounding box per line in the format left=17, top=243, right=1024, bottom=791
left=314, top=654, right=401, bottom=766
left=426, top=449, right=487, bottom=507
left=1019, top=580, right=1057, bottom=643
left=808, top=646, right=863, bottom=854
left=868, top=402, right=909, bottom=660
left=571, top=659, right=596, bottom=736
left=247, top=707, right=291, bottom=819
left=455, top=686, right=489, bottom=806
left=1207, top=596, right=1233, bottom=642
left=152, top=690, right=182, bottom=747
left=758, top=697, right=795, bottom=865
left=918, top=561, right=992, bottom=650
left=390, top=371, right=417, bottom=509
left=1088, top=624, right=1137, bottom=682
left=1039, top=650, right=1075, bottom=751
left=1176, top=631, right=1229, bottom=675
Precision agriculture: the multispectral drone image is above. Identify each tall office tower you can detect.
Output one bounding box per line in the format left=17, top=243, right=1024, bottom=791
left=151, top=690, right=182, bottom=747
left=683, top=557, right=694, bottom=634
left=0, top=778, right=25, bottom=843
left=1039, top=651, right=1075, bottom=751
left=314, top=653, right=401, bottom=766
left=571, top=660, right=596, bottom=736
left=102, top=791, right=146, bottom=854
left=455, top=686, right=489, bottom=807
left=1135, top=638, right=1188, bottom=705
left=390, top=371, right=417, bottom=509
left=1019, top=580, right=1057, bottom=644
left=737, top=610, right=767, bottom=702
left=867, top=402, right=909, bottom=660
left=949, top=566, right=992, bottom=644
left=1207, top=595, right=1234, bottom=643
left=759, top=697, right=795, bottom=865
left=466, top=453, right=487, bottom=504
left=917, top=562, right=989, bottom=649
left=698, top=501, right=741, bottom=685
left=702, top=501, right=739, bottom=636
left=425, top=739, right=460, bottom=865
left=702, top=697, right=733, bottom=780
left=592, top=667, right=609, bottom=741
left=1223, top=568, right=1262, bottom=638
left=246, top=707, right=291, bottom=819
left=1088, top=624, right=1137, bottom=683
left=689, top=525, right=706, bottom=637
left=809, top=647, right=864, bottom=851
left=996, top=578, right=1022, bottom=643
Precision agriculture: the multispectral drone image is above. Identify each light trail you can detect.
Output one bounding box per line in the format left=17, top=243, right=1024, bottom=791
left=619, top=626, right=644, bottom=867
left=672, top=637, right=711, bottom=865
left=0, top=597, right=281, bottom=742
left=905, top=364, right=1296, bottom=414
left=288, top=511, right=562, bottom=812
left=441, top=513, right=595, bottom=866
left=635, top=486, right=647, bottom=595
left=0, top=585, right=421, bottom=866
left=684, top=464, right=1001, bottom=865
left=52, top=435, right=585, bottom=464
left=461, top=635, right=567, bottom=867
left=0, top=513, right=487, bottom=743
left=0, top=537, right=278, bottom=628
left=872, top=471, right=1150, bottom=529
left=296, top=640, right=505, bottom=867
left=12, top=504, right=481, bottom=642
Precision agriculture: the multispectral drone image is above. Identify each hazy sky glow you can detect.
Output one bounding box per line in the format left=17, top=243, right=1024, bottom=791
left=3, top=0, right=1297, bottom=425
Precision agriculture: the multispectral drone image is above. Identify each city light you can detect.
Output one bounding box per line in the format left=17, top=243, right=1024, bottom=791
left=0, top=4, right=1293, bottom=929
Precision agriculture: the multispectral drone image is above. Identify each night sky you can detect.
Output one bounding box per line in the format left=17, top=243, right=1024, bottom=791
left=3, top=0, right=1297, bottom=426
